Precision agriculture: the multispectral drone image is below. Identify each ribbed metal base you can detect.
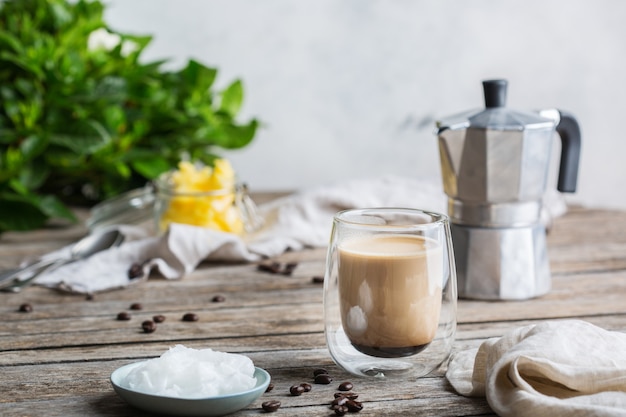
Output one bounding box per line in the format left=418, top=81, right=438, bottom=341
left=451, top=222, right=550, bottom=300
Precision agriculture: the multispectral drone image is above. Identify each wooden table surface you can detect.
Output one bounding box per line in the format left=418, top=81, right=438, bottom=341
left=1, top=199, right=625, bottom=417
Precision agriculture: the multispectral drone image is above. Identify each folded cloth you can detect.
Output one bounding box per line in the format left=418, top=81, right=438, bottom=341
left=446, top=320, right=626, bottom=417
left=32, top=175, right=567, bottom=294
left=33, top=224, right=260, bottom=293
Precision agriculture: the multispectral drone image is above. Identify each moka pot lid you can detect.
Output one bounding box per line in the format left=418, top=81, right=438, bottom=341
left=436, top=79, right=555, bottom=133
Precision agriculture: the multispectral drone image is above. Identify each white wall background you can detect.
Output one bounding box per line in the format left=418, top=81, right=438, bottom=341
left=106, top=0, right=626, bottom=209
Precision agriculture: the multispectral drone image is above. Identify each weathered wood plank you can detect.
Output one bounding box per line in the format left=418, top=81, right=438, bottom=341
left=1, top=204, right=625, bottom=416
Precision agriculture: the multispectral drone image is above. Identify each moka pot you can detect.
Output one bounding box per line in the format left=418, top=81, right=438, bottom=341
left=435, top=79, right=581, bottom=300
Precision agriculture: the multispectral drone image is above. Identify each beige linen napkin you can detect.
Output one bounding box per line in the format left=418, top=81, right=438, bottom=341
left=446, top=320, right=626, bottom=417
left=31, top=175, right=566, bottom=293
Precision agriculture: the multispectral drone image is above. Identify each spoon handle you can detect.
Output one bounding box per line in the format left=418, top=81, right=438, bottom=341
left=0, top=258, right=59, bottom=291
left=1, top=258, right=72, bottom=292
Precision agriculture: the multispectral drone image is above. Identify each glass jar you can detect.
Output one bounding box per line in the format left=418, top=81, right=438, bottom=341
left=87, top=177, right=262, bottom=235
left=153, top=173, right=261, bottom=235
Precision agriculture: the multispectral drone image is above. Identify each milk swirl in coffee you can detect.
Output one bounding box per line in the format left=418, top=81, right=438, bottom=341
left=338, top=234, right=442, bottom=358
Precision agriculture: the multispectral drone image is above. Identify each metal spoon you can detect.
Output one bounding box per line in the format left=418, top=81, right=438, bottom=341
left=0, top=229, right=125, bottom=292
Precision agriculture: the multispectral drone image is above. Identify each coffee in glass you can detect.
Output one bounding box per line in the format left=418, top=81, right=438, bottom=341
left=324, top=208, right=457, bottom=378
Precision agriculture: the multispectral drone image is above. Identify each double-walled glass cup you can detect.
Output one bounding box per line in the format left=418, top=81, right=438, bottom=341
left=323, top=208, right=457, bottom=378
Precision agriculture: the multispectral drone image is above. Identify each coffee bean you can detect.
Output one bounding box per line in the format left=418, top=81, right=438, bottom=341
left=331, top=397, right=349, bottom=407
left=257, top=262, right=281, bottom=274
left=116, top=311, right=131, bottom=320
left=334, top=405, right=349, bottom=416
left=18, top=303, right=32, bottom=313
left=311, top=276, right=324, bottom=284
left=130, top=303, right=143, bottom=310
left=346, top=399, right=363, bottom=412
left=300, top=382, right=312, bottom=392
left=128, top=263, right=143, bottom=279
left=257, top=261, right=300, bottom=275
left=313, top=368, right=328, bottom=376
left=334, top=392, right=359, bottom=400
left=338, top=381, right=353, bottom=391
left=153, top=314, right=166, bottom=323
left=261, top=400, right=281, bottom=412
left=314, top=373, right=333, bottom=384
left=289, top=384, right=305, bottom=396
left=265, top=383, right=274, bottom=393
left=211, top=295, right=225, bottom=303
left=141, top=320, right=156, bottom=333
left=182, top=313, right=199, bottom=322
left=281, top=262, right=298, bottom=275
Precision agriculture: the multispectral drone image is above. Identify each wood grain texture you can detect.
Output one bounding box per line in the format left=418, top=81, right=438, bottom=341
left=1, top=201, right=625, bottom=416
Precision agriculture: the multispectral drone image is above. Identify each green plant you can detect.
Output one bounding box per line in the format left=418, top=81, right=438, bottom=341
left=0, top=0, right=259, bottom=232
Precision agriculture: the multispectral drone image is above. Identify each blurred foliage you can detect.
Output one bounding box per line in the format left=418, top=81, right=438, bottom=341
left=0, top=0, right=259, bottom=232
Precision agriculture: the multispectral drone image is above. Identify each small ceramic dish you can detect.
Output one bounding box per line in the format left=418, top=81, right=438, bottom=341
left=110, top=361, right=270, bottom=416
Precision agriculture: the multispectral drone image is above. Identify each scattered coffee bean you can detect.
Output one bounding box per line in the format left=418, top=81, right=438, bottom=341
left=130, top=302, right=143, bottom=310
left=182, top=312, right=199, bottom=322
left=300, top=382, right=312, bottom=392
left=257, top=261, right=299, bottom=275
left=311, top=276, right=324, bottom=284
left=331, top=393, right=363, bottom=413
left=265, top=382, right=274, bottom=393
left=127, top=263, right=143, bottom=279
left=331, top=396, right=349, bottom=407
left=116, top=311, right=131, bottom=320
left=338, top=381, right=353, bottom=391
left=211, top=295, right=225, bottom=303
left=261, top=400, right=281, bottom=412
left=257, top=262, right=282, bottom=274
left=141, top=320, right=156, bottom=333
left=313, top=368, right=329, bottom=376
left=153, top=314, right=166, bottom=323
left=289, top=384, right=305, bottom=396
left=18, top=303, right=32, bottom=313
left=314, top=373, right=333, bottom=384
left=345, top=399, right=363, bottom=412
left=333, top=405, right=349, bottom=416
left=281, top=262, right=298, bottom=275
left=334, top=392, right=359, bottom=400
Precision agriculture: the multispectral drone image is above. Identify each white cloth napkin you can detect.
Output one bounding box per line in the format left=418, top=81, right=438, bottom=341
left=32, top=175, right=567, bottom=294
left=446, top=320, right=626, bottom=417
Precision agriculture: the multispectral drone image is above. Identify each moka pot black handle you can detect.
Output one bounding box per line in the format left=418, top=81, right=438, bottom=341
left=555, top=110, right=581, bottom=193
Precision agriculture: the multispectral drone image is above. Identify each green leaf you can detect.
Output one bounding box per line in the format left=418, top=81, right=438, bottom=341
left=0, top=51, right=45, bottom=79
left=0, top=32, right=24, bottom=55
left=182, top=59, right=217, bottom=91
left=20, top=135, right=47, bottom=159
left=217, top=119, right=259, bottom=149
left=9, top=178, right=29, bottom=195
left=92, top=76, right=128, bottom=102
left=37, top=194, right=77, bottom=222
left=131, top=156, right=171, bottom=179
left=0, top=197, right=48, bottom=232
left=0, top=86, right=17, bottom=102
left=3, top=147, right=24, bottom=172
left=103, top=105, right=127, bottom=132
left=49, top=2, right=73, bottom=28
left=19, top=163, right=49, bottom=189
left=49, top=119, right=111, bottom=154
left=0, top=128, right=18, bottom=144
left=220, top=79, right=243, bottom=117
